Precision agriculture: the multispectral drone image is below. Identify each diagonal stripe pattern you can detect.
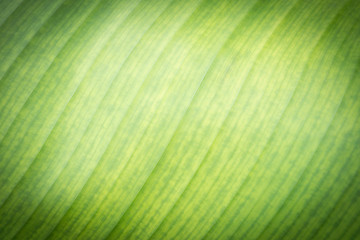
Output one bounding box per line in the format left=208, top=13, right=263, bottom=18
left=0, top=0, right=359, bottom=239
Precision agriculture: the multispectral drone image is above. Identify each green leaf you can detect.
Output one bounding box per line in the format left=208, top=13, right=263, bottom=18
left=0, top=0, right=359, bottom=239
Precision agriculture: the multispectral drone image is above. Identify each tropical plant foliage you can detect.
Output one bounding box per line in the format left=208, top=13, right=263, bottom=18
left=0, top=0, right=359, bottom=239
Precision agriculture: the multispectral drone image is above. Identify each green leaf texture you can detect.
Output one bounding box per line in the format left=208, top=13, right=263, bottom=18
left=0, top=0, right=359, bottom=239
